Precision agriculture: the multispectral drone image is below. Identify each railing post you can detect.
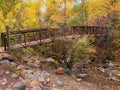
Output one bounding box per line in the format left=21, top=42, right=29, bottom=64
left=24, top=33, right=27, bottom=47
left=6, top=26, right=10, bottom=51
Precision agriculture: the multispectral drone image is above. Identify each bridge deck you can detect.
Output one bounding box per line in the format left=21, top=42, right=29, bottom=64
left=2, top=34, right=105, bottom=51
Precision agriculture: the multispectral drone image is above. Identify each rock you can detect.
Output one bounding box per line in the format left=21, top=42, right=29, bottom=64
left=2, top=54, right=18, bottom=62
left=77, top=73, right=87, bottom=78
left=44, top=71, right=50, bottom=76
left=39, top=82, right=50, bottom=90
left=57, top=80, right=64, bottom=86
left=40, top=86, right=49, bottom=90
left=47, top=57, right=55, bottom=62
left=46, top=78, right=50, bottom=83
left=29, top=81, right=42, bottom=90
left=98, top=67, right=105, bottom=73
left=5, top=88, right=12, bottom=90
left=1, top=81, right=7, bottom=85
left=11, top=62, right=17, bottom=66
left=0, top=80, right=7, bottom=85
left=13, top=82, right=26, bottom=90
left=76, top=78, right=82, bottom=82
left=111, top=70, right=120, bottom=75
left=28, top=74, right=37, bottom=81
left=56, top=67, right=64, bottom=75
left=118, top=86, right=120, bottom=90
left=108, top=61, right=114, bottom=67
left=52, top=87, right=59, bottom=90
left=108, top=76, right=118, bottom=81
left=12, top=73, right=18, bottom=79
left=0, top=60, right=11, bottom=65
left=31, top=86, right=42, bottom=90
left=0, top=71, right=4, bottom=76
left=24, top=69, right=34, bottom=74
left=52, top=84, right=58, bottom=90
left=117, top=74, right=120, bottom=77
left=39, top=74, right=45, bottom=82
left=33, top=70, right=40, bottom=76
left=5, top=71, right=10, bottom=74
left=27, top=62, right=39, bottom=68
left=17, top=65, right=25, bottom=70
left=0, top=78, right=7, bottom=85
left=65, top=68, right=71, bottom=75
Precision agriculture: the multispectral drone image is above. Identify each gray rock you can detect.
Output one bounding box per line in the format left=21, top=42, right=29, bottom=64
left=13, top=82, right=26, bottom=90
left=0, top=60, right=11, bottom=65
left=47, top=57, right=55, bottom=62
left=11, top=73, right=18, bottom=79
left=57, top=80, right=64, bottom=86
left=11, top=62, right=17, bottom=66
left=77, top=73, right=87, bottom=78
left=39, top=74, right=45, bottom=82
left=65, top=68, right=71, bottom=75
left=28, top=74, right=37, bottom=80
left=40, top=83, right=49, bottom=90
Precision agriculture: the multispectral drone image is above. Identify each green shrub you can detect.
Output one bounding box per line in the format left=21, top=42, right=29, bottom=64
left=66, top=37, right=96, bottom=68
left=38, top=37, right=96, bottom=69
left=105, top=50, right=115, bottom=61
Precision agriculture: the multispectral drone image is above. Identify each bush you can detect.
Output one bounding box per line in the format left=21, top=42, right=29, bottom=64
left=105, top=50, right=115, bottom=61
left=38, top=37, right=96, bottom=69
left=112, top=38, right=120, bottom=49
left=38, top=39, right=71, bottom=63
left=66, top=37, right=96, bottom=68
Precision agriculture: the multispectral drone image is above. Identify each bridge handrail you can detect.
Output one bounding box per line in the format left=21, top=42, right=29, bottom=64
left=1, top=26, right=108, bottom=51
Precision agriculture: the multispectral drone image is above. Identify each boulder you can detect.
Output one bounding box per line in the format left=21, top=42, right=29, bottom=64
left=0, top=60, right=11, bottom=65
left=13, top=82, right=26, bottom=90
left=2, top=54, right=18, bottom=62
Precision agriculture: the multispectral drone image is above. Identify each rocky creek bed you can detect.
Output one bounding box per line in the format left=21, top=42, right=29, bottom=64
left=0, top=53, right=120, bottom=90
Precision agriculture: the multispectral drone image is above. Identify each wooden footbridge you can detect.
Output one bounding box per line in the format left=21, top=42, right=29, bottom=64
left=1, top=26, right=108, bottom=51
